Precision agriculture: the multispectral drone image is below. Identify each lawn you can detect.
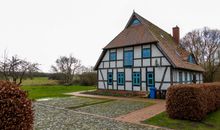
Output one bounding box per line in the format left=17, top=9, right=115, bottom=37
left=144, top=110, right=220, bottom=130
left=22, top=85, right=96, bottom=100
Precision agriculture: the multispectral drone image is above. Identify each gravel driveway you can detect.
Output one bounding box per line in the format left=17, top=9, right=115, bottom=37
left=34, top=97, right=162, bottom=130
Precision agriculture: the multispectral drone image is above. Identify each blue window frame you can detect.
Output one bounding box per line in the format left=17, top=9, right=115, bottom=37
left=107, top=72, right=113, bottom=85
left=142, top=48, right=151, bottom=58
left=109, top=52, right=116, bottom=61
left=124, top=51, right=133, bottom=67
left=188, top=55, right=196, bottom=64
left=147, top=72, right=154, bottom=87
left=117, top=72, right=124, bottom=85
left=184, top=72, right=187, bottom=83
left=179, top=72, right=183, bottom=83
left=133, top=72, right=141, bottom=86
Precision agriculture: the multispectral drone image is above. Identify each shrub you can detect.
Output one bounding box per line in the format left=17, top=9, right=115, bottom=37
left=0, top=81, right=33, bottom=130
left=166, top=82, right=220, bottom=121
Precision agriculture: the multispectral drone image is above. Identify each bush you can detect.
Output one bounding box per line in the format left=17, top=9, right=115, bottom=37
left=0, top=81, right=33, bottom=130
left=166, top=82, right=220, bottom=121
left=78, top=72, right=97, bottom=86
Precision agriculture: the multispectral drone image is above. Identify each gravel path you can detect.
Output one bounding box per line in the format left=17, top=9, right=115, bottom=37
left=75, top=100, right=152, bottom=118
left=34, top=103, right=160, bottom=130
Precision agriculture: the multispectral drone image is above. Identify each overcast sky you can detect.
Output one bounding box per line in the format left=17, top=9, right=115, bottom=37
left=0, top=0, right=220, bottom=72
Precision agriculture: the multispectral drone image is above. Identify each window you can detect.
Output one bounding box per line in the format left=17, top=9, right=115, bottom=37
left=142, top=48, right=151, bottom=58
left=117, top=72, right=124, bottom=85
left=184, top=72, right=187, bottom=83
left=133, top=72, right=141, bottom=86
left=124, top=51, right=133, bottom=67
left=147, top=73, right=154, bottom=86
left=188, top=55, right=196, bottom=64
left=130, top=18, right=141, bottom=26
left=107, top=72, right=113, bottom=85
left=179, top=72, right=183, bottom=83
left=109, top=52, right=116, bottom=61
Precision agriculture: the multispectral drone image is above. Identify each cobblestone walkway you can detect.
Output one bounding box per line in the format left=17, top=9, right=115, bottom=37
left=34, top=97, right=167, bottom=130
left=67, top=92, right=166, bottom=125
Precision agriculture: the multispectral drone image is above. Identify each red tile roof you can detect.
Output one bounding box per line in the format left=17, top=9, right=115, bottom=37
left=94, top=12, right=204, bottom=72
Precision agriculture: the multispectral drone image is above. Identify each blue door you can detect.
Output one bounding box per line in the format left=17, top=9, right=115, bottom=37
left=147, top=72, right=154, bottom=88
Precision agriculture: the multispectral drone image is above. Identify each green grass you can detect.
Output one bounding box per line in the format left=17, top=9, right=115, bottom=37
left=21, top=85, right=96, bottom=100
left=22, top=77, right=58, bottom=86
left=144, top=110, right=220, bottom=130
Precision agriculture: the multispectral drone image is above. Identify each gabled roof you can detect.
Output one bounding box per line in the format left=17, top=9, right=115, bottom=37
left=95, top=12, right=204, bottom=72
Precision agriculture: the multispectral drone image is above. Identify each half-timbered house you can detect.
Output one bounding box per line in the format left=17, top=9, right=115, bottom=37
left=94, top=12, right=204, bottom=93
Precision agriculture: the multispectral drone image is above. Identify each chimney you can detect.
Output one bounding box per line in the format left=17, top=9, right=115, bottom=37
left=172, top=26, right=180, bottom=44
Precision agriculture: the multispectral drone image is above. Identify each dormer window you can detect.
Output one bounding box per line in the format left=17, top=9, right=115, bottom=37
left=188, top=54, right=196, bottom=64
left=129, top=17, right=141, bottom=26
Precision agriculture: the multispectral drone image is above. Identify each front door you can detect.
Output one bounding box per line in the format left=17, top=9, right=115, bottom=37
left=147, top=72, right=154, bottom=88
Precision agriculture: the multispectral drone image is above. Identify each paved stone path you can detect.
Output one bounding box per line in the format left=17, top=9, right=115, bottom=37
left=67, top=91, right=166, bottom=126
left=34, top=97, right=168, bottom=130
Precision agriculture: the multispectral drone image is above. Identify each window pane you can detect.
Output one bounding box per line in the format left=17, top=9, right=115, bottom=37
left=124, top=51, right=133, bottom=66
left=110, top=52, right=116, bottom=61
left=143, top=48, right=151, bottom=58
left=133, top=72, right=140, bottom=86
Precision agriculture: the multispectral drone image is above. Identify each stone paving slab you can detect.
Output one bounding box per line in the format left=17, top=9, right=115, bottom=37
left=34, top=103, right=164, bottom=130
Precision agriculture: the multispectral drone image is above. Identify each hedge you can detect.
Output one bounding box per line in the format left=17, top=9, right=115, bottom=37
left=166, top=82, right=220, bottom=121
left=0, top=81, right=33, bottom=130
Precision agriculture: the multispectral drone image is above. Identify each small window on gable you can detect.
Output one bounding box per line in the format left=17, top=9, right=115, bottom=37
left=109, top=52, right=116, bottom=61
left=142, top=48, right=151, bottom=58
left=130, top=18, right=141, bottom=26
left=188, top=55, right=196, bottom=64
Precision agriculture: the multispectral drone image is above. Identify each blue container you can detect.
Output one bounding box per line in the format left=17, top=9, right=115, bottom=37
left=149, top=87, right=156, bottom=99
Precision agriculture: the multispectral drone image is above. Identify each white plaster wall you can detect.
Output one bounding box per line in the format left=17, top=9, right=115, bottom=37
left=98, top=62, right=103, bottom=69
left=117, top=48, right=123, bottom=60
left=125, top=82, right=132, bottom=91
left=142, top=82, right=146, bottom=91
left=134, top=59, right=141, bottom=67
left=113, top=82, right=117, bottom=90
left=98, top=82, right=105, bottom=89
left=113, top=69, right=117, bottom=80
left=108, top=85, right=113, bottom=89
left=133, top=86, right=141, bottom=91
left=104, top=62, right=109, bottom=68
left=141, top=68, right=146, bottom=81
left=110, top=61, right=116, bottom=68
left=118, top=69, right=124, bottom=72
left=162, top=58, right=170, bottom=65
left=117, top=61, right=123, bottom=67
left=118, top=85, right=124, bottom=90
left=143, top=44, right=150, bottom=48
left=100, top=69, right=107, bottom=80
left=133, top=68, right=140, bottom=72
left=152, top=58, right=161, bottom=66
left=147, top=67, right=153, bottom=72
left=152, top=44, right=163, bottom=57
left=124, top=47, right=133, bottom=51
left=125, top=68, right=132, bottom=81
left=143, top=59, right=150, bottom=66
left=103, top=50, right=109, bottom=61
left=134, top=46, right=141, bottom=58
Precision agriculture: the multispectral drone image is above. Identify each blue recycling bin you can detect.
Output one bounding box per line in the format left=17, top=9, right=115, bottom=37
left=149, top=87, right=156, bottom=99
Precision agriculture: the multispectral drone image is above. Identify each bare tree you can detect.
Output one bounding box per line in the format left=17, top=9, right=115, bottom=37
left=0, top=53, right=39, bottom=85
left=51, top=54, right=81, bottom=85
left=181, top=27, right=220, bottom=82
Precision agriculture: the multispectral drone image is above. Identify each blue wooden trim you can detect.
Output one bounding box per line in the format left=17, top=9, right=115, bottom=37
left=117, top=72, right=124, bottom=85
left=133, top=72, right=141, bottom=86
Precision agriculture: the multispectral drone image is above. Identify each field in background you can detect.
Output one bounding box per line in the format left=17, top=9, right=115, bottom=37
left=21, top=77, right=96, bottom=100
left=22, top=77, right=58, bottom=86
